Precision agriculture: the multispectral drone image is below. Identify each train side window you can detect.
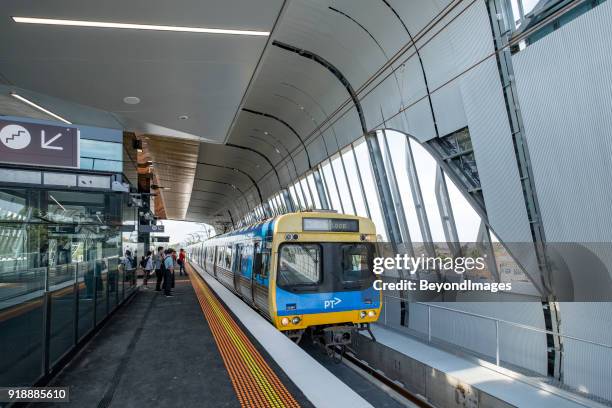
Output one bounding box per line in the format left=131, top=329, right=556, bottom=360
left=234, top=244, right=243, bottom=273
left=224, top=246, right=232, bottom=269
left=261, top=251, right=270, bottom=278
left=216, top=246, right=224, bottom=267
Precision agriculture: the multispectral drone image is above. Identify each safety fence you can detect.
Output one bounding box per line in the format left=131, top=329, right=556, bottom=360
left=0, top=257, right=137, bottom=387
left=380, top=293, right=612, bottom=404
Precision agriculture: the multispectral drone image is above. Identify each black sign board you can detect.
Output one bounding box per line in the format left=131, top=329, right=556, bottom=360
left=0, top=119, right=79, bottom=168
left=119, top=225, right=136, bottom=232
left=140, top=224, right=165, bottom=233
left=152, top=236, right=170, bottom=242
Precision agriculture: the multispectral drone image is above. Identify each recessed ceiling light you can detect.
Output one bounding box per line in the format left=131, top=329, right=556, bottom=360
left=10, top=92, right=72, bottom=124
left=12, top=17, right=270, bottom=37
left=123, top=96, right=140, bottom=105
left=178, top=115, right=189, bottom=120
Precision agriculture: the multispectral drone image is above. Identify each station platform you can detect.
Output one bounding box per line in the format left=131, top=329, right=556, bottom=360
left=37, top=264, right=382, bottom=408
left=39, top=271, right=312, bottom=407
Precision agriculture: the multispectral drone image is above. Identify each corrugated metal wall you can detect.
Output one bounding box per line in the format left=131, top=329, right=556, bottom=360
left=513, top=1, right=612, bottom=400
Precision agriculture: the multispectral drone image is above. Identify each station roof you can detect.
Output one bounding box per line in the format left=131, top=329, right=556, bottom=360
left=0, top=0, right=443, bottom=224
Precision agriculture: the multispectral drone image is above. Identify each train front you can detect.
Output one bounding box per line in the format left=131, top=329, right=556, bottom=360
left=270, top=212, right=382, bottom=346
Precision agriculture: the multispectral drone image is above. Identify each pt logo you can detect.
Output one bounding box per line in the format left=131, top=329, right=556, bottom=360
left=0, top=124, right=31, bottom=150
left=324, top=297, right=342, bottom=309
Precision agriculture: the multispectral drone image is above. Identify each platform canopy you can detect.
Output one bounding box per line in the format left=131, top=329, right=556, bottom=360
left=0, top=0, right=496, bottom=225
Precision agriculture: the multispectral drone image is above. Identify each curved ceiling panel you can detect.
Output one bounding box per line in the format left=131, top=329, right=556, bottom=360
left=0, top=0, right=284, bottom=142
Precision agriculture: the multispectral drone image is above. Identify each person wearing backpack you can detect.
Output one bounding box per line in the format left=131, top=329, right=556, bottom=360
left=162, top=248, right=174, bottom=297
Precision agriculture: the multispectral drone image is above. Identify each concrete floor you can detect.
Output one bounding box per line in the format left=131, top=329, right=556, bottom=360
left=39, top=276, right=311, bottom=407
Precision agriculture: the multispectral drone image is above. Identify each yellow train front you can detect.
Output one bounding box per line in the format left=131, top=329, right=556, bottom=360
left=189, top=211, right=382, bottom=347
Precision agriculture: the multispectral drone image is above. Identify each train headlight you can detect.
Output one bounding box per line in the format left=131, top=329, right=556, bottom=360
left=281, top=317, right=290, bottom=326
left=368, top=310, right=376, bottom=317
left=359, top=311, right=367, bottom=319
left=291, top=316, right=301, bottom=325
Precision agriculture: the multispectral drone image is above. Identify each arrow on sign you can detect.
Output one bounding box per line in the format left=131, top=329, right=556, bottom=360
left=41, top=130, right=63, bottom=151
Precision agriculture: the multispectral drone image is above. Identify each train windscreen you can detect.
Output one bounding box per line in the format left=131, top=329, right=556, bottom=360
left=277, top=243, right=375, bottom=292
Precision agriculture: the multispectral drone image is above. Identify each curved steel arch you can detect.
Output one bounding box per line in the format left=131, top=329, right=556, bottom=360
left=272, top=40, right=368, bottom=135
left=242, top=107, right=313, bottom=168
left=225, top=142, right=282, bottom=188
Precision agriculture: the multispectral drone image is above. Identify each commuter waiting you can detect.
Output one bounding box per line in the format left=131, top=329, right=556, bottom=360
left=162, top=248, right=175, bottom=297
left=142, top=250, right=153, bottom=288
left=154, top=246, right=164, bottom=291
left=177, top=248, right=187, bottom=276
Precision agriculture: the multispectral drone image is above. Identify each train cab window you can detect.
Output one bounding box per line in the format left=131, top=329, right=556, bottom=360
left=341, top=243, right=374, bottom=283
left=278, top=244, right=321, bottom=287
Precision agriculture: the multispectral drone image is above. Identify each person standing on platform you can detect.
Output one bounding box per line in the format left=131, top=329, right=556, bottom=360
left=163, top=249, right=174, bottom=297
left=177, top=248, right=186, bottom=276
left=171, top=249, right=177, bottom=288
left=154, top=246, right=164, bottom=292
left=143, top=250, right=153, bottom=288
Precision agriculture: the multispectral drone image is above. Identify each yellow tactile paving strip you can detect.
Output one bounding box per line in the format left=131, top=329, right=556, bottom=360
left=187, top=265, right=300, bottom=408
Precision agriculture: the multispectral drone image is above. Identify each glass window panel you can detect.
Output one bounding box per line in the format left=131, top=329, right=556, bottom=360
left=289, top=184, right=302, bottom=210
left=80, top=139, right=122, bottom=160
left=354, top=139, right=388, bottom=240
left=340, top=147, right=367, bottom=217
left=321, top=161, right=343, bottom=212
left=409, top=139, right=446, bottom=242
left=78, top=261, right=95, bottom=339
left=331, top=154, right=355, bottom=215
left=385, top=132, right=423, bottom=242
left=306, top=174, right=321, bottom=209
left=445, top=174, right=481, bottom=242
left=300, top=178, right=313, bottom=208
left=268, top=198, right=277, bottom=216
left=92, top=159, right=122, bottom=173
left=95, top=260, right=108, bottom=324
left=489, top=230, right=532, bottom=286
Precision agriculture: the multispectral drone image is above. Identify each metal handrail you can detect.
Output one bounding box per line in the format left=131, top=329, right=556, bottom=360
left=382, top=294, right=612, bottom=354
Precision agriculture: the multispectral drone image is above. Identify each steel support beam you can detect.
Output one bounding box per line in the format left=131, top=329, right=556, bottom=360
left=313, top=169, right=329, bottom=210
left=364, top=132, right=402, bottom=247
left=435, top=166, right=461, bottom=257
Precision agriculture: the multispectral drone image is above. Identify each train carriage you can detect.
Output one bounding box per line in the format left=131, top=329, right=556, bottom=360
left=188, top=211, right=381, bottom=348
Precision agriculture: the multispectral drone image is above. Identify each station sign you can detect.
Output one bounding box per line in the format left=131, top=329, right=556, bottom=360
left=140, top=224, right=165, bottom=233
left=0, top=119, right=79, bottom=168
left=152, top=236, right=170, bottom=242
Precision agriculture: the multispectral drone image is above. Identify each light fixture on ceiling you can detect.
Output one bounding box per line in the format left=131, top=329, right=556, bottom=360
left=123, top=96, right=140, bottom=105
left=12, top=17, right=270, bottom=36
left=10, top=92, right=72, bottom=124
left=275, top=148, right=281, bottom=154
left=178, top=115, right=189, bottom=120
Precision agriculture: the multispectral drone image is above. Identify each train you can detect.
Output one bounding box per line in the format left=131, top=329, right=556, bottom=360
left=187, top=211, right=381, bottom=349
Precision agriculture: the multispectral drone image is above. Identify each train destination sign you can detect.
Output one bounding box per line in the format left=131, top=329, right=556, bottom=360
left=303, top=218, right=359, bottom=232
left=0, top=119, right=79, bottom=168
